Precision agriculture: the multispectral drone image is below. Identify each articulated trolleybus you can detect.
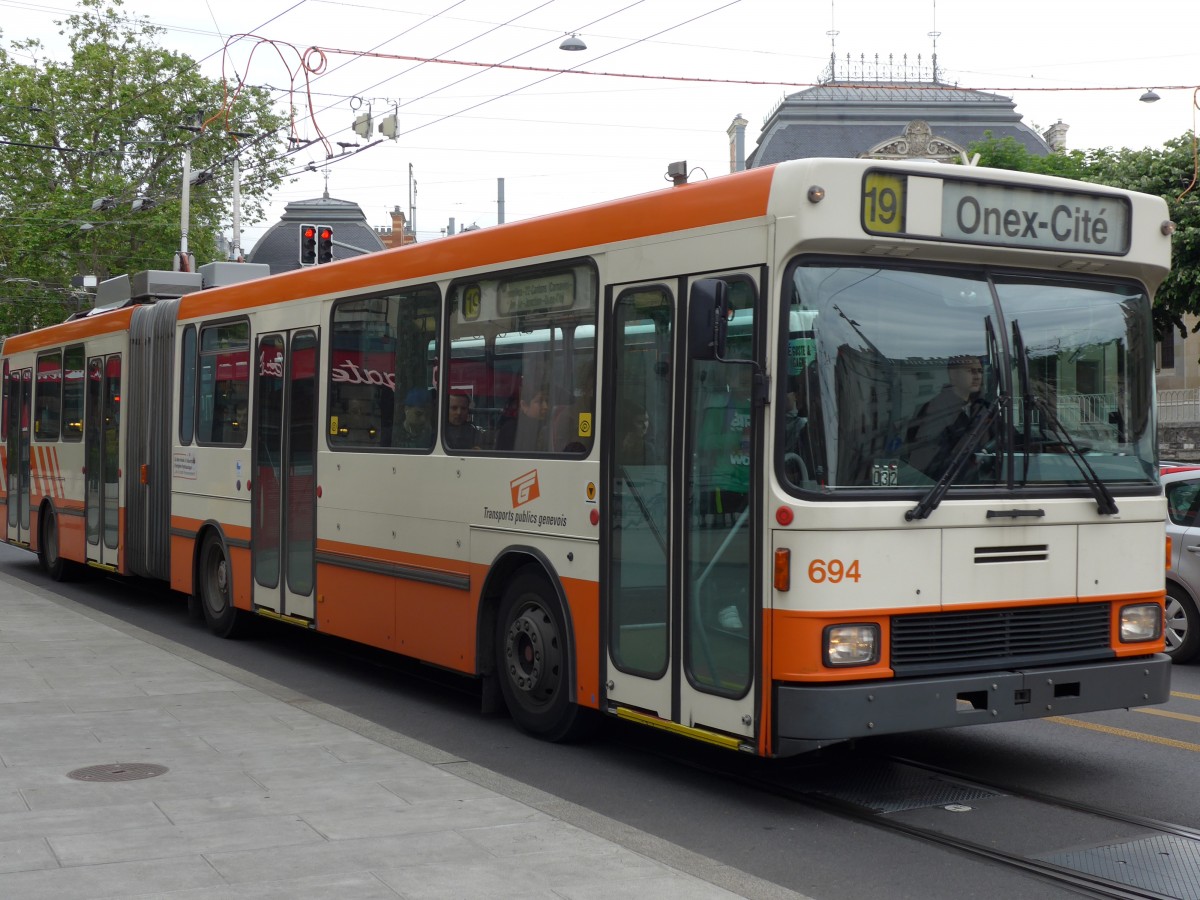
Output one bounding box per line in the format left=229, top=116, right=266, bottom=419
left=1, top=158, right=1173, bottom=756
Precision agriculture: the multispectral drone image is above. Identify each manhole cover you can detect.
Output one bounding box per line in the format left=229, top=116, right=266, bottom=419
left=67, top=763, right=169, bottom=783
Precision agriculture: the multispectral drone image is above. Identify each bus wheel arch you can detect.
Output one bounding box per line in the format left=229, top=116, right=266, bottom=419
left=194, top=525, right=246, bottom=639
left=36, top=500, right=73, bottom=582
left=479, top=553, right=592, bottom=741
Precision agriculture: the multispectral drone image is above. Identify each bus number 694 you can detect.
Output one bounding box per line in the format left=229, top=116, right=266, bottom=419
left=808, top=559, right=862, bottom=584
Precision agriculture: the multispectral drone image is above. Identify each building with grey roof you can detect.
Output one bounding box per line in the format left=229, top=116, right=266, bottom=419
left=745, top=54, right=1058, bottom=168
left=247, top=192, right=386, bottom=275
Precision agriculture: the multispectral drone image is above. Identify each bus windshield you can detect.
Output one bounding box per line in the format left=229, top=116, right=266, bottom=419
left=779, top=261, right=1157, bottom=494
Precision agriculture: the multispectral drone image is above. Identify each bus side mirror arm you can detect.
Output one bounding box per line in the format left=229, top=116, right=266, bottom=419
left=688, top=277, right=769, bottom=406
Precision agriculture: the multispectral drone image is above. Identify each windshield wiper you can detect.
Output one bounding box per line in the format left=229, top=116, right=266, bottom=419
left=906, top=395, right=1004, bottom=521
left=1012, top=320, right=1118, bottom=516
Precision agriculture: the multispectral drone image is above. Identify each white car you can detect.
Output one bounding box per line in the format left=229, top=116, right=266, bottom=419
left=1163, top=468, right=1200, bottom=662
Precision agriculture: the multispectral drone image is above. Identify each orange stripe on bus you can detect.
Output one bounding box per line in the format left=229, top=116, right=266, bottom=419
left=1, top=307, right=135, bottom=355
left=177, top=167, right=777, bottom=320
left=0, top=168, right=773, bottom=351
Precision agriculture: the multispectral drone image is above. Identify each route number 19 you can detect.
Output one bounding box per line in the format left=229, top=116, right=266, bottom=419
left=862, top=173, right=906, bottom=234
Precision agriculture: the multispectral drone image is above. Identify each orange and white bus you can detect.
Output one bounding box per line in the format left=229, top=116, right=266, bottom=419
left=0, top=157, right=1174, bottom=755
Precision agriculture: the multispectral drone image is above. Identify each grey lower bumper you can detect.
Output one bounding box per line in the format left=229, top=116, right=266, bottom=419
left=774, top=654, right=1171, bottom=756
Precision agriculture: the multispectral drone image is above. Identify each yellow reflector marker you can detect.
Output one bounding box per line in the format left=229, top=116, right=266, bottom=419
left=255, top=608, right=312, bottom=628
left=615, top=707, right=745, bottom=750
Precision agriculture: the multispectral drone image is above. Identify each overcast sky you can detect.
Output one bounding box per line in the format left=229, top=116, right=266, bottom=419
left=2, top=0, right=1196, bottom=251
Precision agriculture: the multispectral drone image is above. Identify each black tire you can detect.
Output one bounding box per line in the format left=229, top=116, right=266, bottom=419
left=198, top=532, right=244, bottom=638
left=495, top=571, right=593, bottom=741
left=1165, top=584, right=1200, bottom=664
left=37, top=507, right=73, bottom=582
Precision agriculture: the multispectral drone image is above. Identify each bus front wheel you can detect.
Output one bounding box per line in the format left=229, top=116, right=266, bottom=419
left=495, top=572, right=591, bottom=741
left=198, top=533, right=244, bottom=638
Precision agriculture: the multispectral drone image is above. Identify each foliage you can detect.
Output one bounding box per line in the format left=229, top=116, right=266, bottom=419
left=969, top=132, right=1200, bottom=341
left=0, top=0, right=289, bottom=336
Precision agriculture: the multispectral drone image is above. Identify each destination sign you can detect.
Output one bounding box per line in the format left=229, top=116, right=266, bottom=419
left=498, top=271, right=576, bottom=315
left=861, top=172, right=1132, bottom=255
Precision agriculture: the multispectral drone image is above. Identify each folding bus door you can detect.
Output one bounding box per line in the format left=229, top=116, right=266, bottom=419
left=84, top=355, right=121, bottom=569
left=604, top=271, right=761, bottom=752
left=251, top=330, right=319, bottom=623
left=6, top=367, right=32, bottom=545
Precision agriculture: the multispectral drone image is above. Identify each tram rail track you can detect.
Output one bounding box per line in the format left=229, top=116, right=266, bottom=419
left=742, top=749, right=1200, bottom=900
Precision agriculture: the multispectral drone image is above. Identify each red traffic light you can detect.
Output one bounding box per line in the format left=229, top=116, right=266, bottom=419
left=317, top=224, right=334, bottom=264
left=299, top=223, right=317, bottom=265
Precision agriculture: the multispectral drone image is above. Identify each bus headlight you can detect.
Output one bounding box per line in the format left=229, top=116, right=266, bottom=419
left=824, top=624, right=880, bottom=667
left=1119, top=603, right=1163, bottom=643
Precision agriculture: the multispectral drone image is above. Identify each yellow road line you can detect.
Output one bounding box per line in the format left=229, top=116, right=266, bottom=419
left=1171, top=690, right=1200, bottom=701
left=1135, top=707, right=1200, bottom=725
left=1047, top=716, right=1200, bottom=752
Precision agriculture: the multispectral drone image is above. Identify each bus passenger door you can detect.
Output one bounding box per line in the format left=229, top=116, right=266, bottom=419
left=604, top=272, right=760, bottom=752
left=6, top=367, right=32, bottom=546
left=679, top=273, right=759, bottom=746
left=84, top=356, right=121, bottom=569
left=251, top=330, right=319, bottom=622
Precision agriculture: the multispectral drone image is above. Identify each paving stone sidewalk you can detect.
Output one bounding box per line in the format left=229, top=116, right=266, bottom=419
left=0, top=572, right=809, bottom=900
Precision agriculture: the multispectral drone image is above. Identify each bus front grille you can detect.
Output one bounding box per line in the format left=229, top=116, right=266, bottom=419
left=890, top=602, right=1112, bottom=677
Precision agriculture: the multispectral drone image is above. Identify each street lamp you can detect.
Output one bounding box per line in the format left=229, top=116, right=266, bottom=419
left=559, top=33, right=586, bottom=51
left=1140, top=89, right=1161, bottom=103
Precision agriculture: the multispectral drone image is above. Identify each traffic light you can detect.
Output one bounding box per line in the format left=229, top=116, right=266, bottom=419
left=317, top=225, right=334, bottom=264
left=299, top=224, right=317, bottom=265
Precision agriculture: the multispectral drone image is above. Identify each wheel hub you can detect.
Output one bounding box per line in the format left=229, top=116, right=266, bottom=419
left=505, top=608, right=546, bottom=693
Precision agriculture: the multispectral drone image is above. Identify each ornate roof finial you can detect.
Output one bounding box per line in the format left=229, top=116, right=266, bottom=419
left=928, top=0, right=942, bottom=83
left=827, top=0, right=839, bottom=75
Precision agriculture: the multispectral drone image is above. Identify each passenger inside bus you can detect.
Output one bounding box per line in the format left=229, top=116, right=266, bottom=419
left=444, top=390, right=483, bottom=450
left=495, top=379, right=549, bottom=452
left=551, top=361, right=595, bottom=453
left=397, top=387, right=433, bottom=449
left=903, top=355, right=986, bottom=479
left=618, top=402, right=654, bottom=465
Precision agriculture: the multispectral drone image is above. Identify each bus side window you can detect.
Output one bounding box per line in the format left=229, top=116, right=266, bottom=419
left=62, top=345, right=84, bottom=441
left=34, top=351, right=62, bottom=441
left=179, top=326, right=196, bottom=445
left=196, top=320, right=250, bottom=447
left=448, top=266, right=597, bottom=457
left=328, top=285, right=439, bottom=451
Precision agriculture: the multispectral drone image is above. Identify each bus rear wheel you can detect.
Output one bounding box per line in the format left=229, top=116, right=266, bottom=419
left=37, top=507, right=73, bottom=582
left=198, top=533, right=244, bottom=638
left=495, top=572, right=591, bottom=741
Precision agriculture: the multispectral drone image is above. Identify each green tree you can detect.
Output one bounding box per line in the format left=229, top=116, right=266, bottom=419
left=969, top=133, right=1094, bottom=181
left=969, top=132, right=1200, bottom=341
left=0, top=0, right=289, bottom=335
